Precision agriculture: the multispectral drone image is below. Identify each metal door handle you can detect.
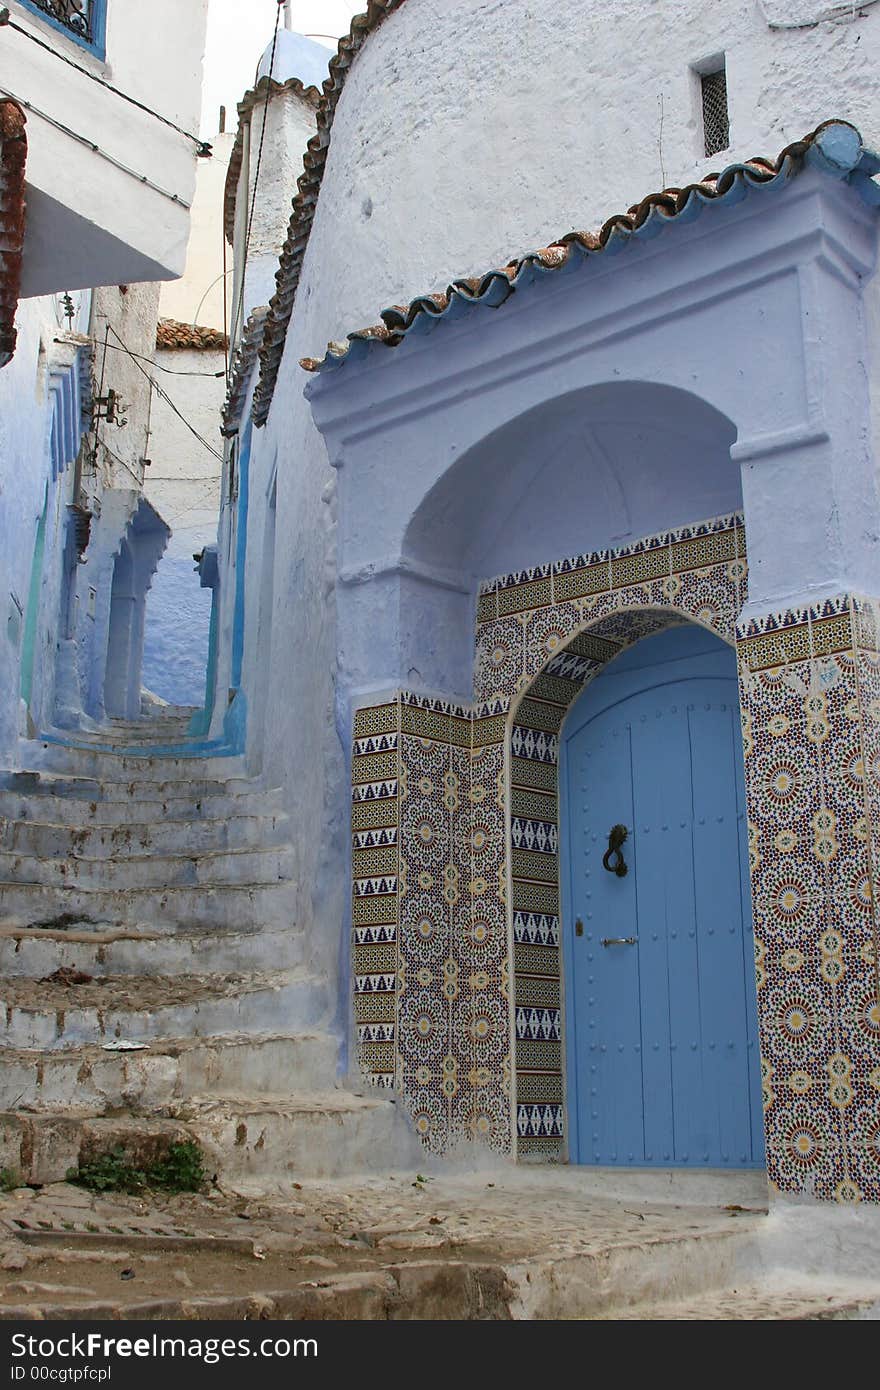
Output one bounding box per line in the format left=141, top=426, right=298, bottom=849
left=601, top=936, right=637, bottom=947
left=602, top=824, right=629, bottom=877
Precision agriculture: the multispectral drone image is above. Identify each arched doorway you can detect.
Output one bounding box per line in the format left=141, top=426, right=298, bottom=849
left=559, top=623, right=763, bottom=1167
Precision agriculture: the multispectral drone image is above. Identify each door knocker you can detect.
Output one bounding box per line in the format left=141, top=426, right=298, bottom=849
left=602, top=824, right=629, bottom=877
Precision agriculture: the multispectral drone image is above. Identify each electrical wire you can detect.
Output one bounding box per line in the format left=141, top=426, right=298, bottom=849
left=106, top=325, right=224, bottom=462
left=231, top=0, right=282, bottom=346
left=83, top=340, right=225, bottom=380
left=0, top=84, right=193, bottom=206
left=95, top=435, right=145, bottom=490
left=0, top=11, right=211, bottom=154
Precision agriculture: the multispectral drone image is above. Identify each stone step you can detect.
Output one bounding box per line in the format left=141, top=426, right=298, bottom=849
left=98, top=717, right=193, bottom=735
left=0, top=1031, right=338, bottom=1111
left=175, top=1089, right=423, bottom=1180
left=139, top=701, right=198, bottom=719
left=0, top=968, right=326, bottom=1049
left=113, top=713, right=194, bottom=726
left=0, top=921, right=304, bottom=977
left=0, top=1082, right=408, bottom=1185
left=0, top=783, right=283, bottom=826
left=0, top=1113, right=195, bottom=1187
left=0, top=770, right=268, bottom=805
left=0, top=810, right=290, bottom=859
left=21, top=745, right=245, bottom=781
left=0, top=878, right=296, bottom=931
left=62, top=733, right=197, bottom=751
left=0, top=844, right=295, bottom=890
left=605, top=1280, right=880, bottom=1320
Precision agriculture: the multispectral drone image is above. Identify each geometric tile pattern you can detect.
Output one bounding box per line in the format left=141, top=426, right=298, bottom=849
left=738, top=594, right=880, bottom=1201
left=352, top=512, right=880, bottom=1198
left=351, top=704, right=400, bottom=1088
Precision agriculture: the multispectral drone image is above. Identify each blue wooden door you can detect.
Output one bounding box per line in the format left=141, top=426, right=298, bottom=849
left=561, top=625, right=764, bottom=1168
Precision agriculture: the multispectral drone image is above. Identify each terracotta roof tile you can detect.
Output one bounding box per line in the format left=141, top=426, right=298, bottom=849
left=156, top=319, right=229, bottom=352
left=246, top=0, right=879, bottom=414
left=299, top=120, right=880, bottom=376
left=222, top=306, right=268, bottom=436
left=0, top=99, right=27, bottom=370
left=252, top=0, right=407, bottom=424
left=223, top=75, right=322, bottom=249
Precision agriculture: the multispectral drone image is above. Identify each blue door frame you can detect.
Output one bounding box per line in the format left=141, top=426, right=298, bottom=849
left=559, top=624, right=764, bottom=1168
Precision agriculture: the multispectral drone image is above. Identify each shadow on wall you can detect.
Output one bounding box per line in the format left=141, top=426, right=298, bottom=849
left=142, top=551, right=212, bottom=705
left=403, top=381, right=740, bottom=585
left=393, top=380, right=741, bottom=701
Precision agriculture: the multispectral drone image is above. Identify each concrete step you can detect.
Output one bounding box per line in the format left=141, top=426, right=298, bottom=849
left=0, top=1031, right=338, bottom=1111
left=139, top=701, right=198, bottom=719
left=21, top=745, right=244, bottom=781
left=70, top=716, right=195, bottom=735
left=0, top=1084, right=407, bottom=1186
left=0, top=845, right=295, bottom=890
left=0, top=783, right=283, bottom=825
left=0, top=878, right=296, bottom=931
left=0, top=811, right=290, bottom=859
left=61, top=733, right=197, bottom=752
left=109, top=722, right=191, bottom=733
left=605, top=1280, right=880, bottom=1319
left=176, top=1089, right=423, bottom=1180
left=0, top=921, right=304, bottom=977
left=0, top=1112, right=195, bottom=1186
left=0, top=968, right=326, bottom=1049
left=106, top=722, right=193, bottom=733
left=0, top=769, right=269, bottom=806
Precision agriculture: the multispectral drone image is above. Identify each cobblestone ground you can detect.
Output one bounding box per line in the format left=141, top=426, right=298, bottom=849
left=0, top=1171, right=876, bottom=1320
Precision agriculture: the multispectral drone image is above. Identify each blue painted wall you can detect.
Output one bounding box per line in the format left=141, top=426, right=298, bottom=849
left=142, top=548, right=212, bottom=705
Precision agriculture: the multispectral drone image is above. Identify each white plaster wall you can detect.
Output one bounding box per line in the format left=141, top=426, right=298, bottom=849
left=2, top=0, right=210, bottom=293
left=0, top=296, right=58, bottom=756
left=229, top=89, right=317, bottom=347
left=142, top=347, right=225, bottom=706
left=246, top=0, right=880, bottom=990
left=90, top=283, right=161, bottom=495
left=159, top=132, right=235, bottom=333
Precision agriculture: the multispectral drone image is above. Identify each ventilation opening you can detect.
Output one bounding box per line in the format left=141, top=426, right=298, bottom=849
left=701, top=65, right=730, bottom=158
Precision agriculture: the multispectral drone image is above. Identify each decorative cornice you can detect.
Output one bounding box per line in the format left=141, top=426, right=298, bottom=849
left=301, top=121, right=879, bottom=378
left=223, top=74, right=322, bottom=248
left=252, top=0, right=407, bottom=425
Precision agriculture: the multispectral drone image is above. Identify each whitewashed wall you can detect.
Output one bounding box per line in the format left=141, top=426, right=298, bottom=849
left=142, top=346, right=225, bottom=706
left=229, top=88, right=318, bottom=346
left=159, top=131, right=235, bottom=333
left=2, top=0, right=210, bottom=294
left=248, top=0, right=880, bottom=978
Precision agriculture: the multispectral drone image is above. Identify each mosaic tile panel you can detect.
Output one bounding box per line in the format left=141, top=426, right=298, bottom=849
left=351, top=702, right=400, bottom=1087
left=352, top=514, right=879, bottom=1199
left=738, top=595, right=880, bottom=1201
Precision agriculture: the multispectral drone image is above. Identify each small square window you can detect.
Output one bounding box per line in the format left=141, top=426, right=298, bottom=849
left=701, top=65, right=730, bottom=158
left=18, top=0, right=106, bottom=60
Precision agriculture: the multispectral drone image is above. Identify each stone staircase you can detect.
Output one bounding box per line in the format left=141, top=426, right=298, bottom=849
left=0, top=712, right=417, bottom=1188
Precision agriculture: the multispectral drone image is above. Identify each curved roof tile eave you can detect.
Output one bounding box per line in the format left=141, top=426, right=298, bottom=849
left=246, top=0, right=879, bottom=424
left=251, top=0, right=407, bottom=426
left=299, top=119, right=879, bottom=377
left=223, top=74, right=323, bottom=249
